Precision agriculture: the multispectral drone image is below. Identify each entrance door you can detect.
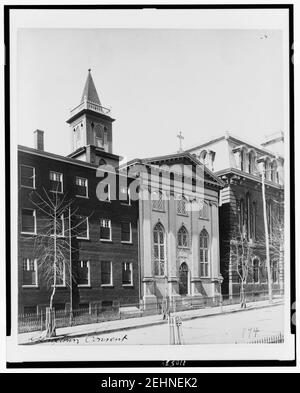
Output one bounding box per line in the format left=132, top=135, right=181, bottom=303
left=179, top=262, right=188, bottom=295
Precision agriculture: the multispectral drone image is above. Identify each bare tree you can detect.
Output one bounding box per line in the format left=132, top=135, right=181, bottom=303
left=28, top=187, right=90, bottom=337
left=255, top=214, right=284, bottom=290
left=228, top=226, right=254, bottom=308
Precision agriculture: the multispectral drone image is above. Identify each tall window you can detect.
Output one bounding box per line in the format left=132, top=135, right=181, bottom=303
left=270, top=161, right=278, bottom=183
left=267, top=200, right=273, bottom=235
left=250, top=202, right=257, bottom=240
left=101, top=261, right=112, bottom=286
left=153, top=222, right=166, bottom=276
left=51, top=214, right=65, bottom=237
left=239, top=199, right=245, bottom=237
left=95, top=124, right=104, bottom=147
left=49, top=171, right=63, bottom=193
left=240, top=150, right=245, bottom=171
left=75, top=177, right=88, bottom=197
left=177, top=195, right=188, bottom=215
left=121, top=221, right=132, bottom=243
left=200, top=229, right=209, bottom=277
left=22, top=258, right=38, bottom=286
left=21, top=209, right=36, bottom=234
left=199, top=200, right=209, bottom=219
left=73, top=125, right=82, bottom=150
left=272, top=261, right=279, bottom=283
left=152, top=191, right=165, bottom=212
left=77, top=261, right=90, bottom=286
left=265, top=159, right=271, bottom=180
left=100, top=219, right=112, bottom=241
left=122, top=262, right=133, bottom=286
left=245, top=193, right=250, bottom=240
left=177, top=226, right=189, bottom=248
left=20, top=165, right=35, bottom=188
left=259, top=261, right=268, bottom=283
left=253, top=258, right=260, bottom=283
left=248, top=151, right=255, bottom=174
left=55, top=260, right=65, bottom=286
left=76, top=216, right=89, bottom=239
left=120, top=186, right=130, bottom=205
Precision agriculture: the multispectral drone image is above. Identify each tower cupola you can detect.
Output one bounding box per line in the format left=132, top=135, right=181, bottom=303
left=66, top=69, right=120, bottom=166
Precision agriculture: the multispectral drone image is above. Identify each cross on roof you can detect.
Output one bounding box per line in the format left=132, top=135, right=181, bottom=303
left=177, top=131, right=184, bottom=153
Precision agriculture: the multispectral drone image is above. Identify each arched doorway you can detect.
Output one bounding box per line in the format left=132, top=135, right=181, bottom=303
left=179, top=262, right=189, bottom=295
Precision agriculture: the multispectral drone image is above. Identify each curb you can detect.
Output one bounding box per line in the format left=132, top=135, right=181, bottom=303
left=21, top=300, right=284, bottom=345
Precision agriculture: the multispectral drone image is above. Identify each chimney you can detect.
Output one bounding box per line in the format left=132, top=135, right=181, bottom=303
left=34, top=129, right=44, bottom=151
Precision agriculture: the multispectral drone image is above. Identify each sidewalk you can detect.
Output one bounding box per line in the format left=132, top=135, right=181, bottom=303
left=19, top=298, right=283, bottom=345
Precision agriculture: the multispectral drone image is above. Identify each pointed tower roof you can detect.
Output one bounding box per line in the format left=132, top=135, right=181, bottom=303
left=81, top=69, right=101, bottom=105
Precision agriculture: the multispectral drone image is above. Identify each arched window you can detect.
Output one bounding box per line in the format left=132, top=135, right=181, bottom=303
left=240, top=149, right=245, bottom=172
left=199, top=229, right=209, bottom=277
left=98, top=158, right=107, bottom=167
left=270, top=161, right=278, bottom=183
left=177, top=226, right=189, bottom=248
left=152, top=190, right=165, bottom=212
left=94, top=124, right=104, bottom=147
left=199, top=150, right=209, bottom=166
left=265, top=158, right=271, bottom=180
left=248, top=151, right=256, bottom=174
left=177, top=195, right=188, bottom=215
left=253, top=258, right=260, bottom=284
left=153, top=222, right=166, bottom=276
left=199, top=200, right=209, bottom=219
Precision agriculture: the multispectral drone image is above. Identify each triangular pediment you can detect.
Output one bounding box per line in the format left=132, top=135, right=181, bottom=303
left=120, top=152, right=224, bottom=188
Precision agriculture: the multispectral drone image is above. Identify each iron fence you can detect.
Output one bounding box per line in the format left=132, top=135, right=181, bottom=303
left=18, top=288, right=283, bottom=334
left=235, top=332, right=284, bottom=344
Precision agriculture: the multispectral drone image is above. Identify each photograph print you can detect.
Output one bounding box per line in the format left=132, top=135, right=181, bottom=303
left=6, top=6, right=295, bottom=364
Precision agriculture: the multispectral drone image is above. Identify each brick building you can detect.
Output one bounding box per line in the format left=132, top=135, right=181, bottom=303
left=186, top=132, right=284, bottom=298
left=18, top=71, right=140, bottom=315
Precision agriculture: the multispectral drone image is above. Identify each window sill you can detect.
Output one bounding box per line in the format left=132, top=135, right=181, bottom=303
left=78, top=284, right=91, bottom=288
left=77, top=237, right=90, bottom=241
left=75, top=195, right=89, bottom=199
left=22, top=285, right=39, bottom=289
left=51, top=285, right=67, bottom=288
left=177, top=213, right=189, bottom=217
left=21, top=186, right=36, bottom=190
left=121, top=241, right=133, bottom=245
left=49, top=190, right=63, bottom=194
left=100, top=239, right=113, bottom=243
left=21, top=232, right=36, bottom=236
left=152, top=208, right=166, bottom=213
left=122, top=284, right=134, bottom=287
left=199, top=217, right=209, bottom=221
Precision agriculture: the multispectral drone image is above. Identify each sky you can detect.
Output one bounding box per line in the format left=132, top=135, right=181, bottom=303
left=17, top=28, right=284, bottom=161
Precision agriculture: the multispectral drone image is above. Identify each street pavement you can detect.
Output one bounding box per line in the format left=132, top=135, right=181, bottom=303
left=19, top=298, right=284, bottom=345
